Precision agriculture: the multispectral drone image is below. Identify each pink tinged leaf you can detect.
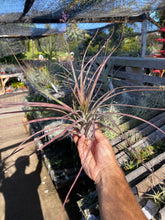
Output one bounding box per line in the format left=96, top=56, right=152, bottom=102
left=92, top=85, right=165, bottom=112
left=97, top=114, right=139, bottom=158
left=109, top=112, right=165, bottom=136
left=62, top=12, right=68, bottom=21
left=0, top=114, right=75, bottom=129
left=4, top=124, right=68, bottom=161
left=36, top=119, right=84, bottom=152
left=82, top=27, right=115, bottom=86
left=4, top=119, right=83, bottom=169
left=3, top=110, right=82, bottom=161
left=97, top=113, right=131, bottom=147
left=86, top=28, right=124, bottom=111
left=0, top=101, right=73, bottom=112
left=62, top=34, right=81, bottom=100
left=111, top=103, right=165, bottom=112
left=63, top=71, right=81, bottom=105
left=97, top=122, right=120, bottom=136
left=79, top=29, right=99, bottom=93
left=97, top=86, right=165, bottom=109
left=57, top=122, right=96, bottom=220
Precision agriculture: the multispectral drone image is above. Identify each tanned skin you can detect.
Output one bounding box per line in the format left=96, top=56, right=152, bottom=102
left=73, top=129, right=147, bottom=220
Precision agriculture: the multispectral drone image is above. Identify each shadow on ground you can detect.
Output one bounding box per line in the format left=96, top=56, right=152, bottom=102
left=0, top=153, right=44, bottom=220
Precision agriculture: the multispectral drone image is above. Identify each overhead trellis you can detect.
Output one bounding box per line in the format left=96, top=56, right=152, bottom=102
left=0, top=39, right=25, bottom=58
left=0, top=24, right=61, bottom=58
left=0, top=0, right=165, bottom=24
left=0, top=0, right=164, bottom=58
left=0, top=24, right=61, bottom=39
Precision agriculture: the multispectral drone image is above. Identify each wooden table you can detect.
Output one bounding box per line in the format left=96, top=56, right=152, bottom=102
left=0, top=72, right=24, bottom=94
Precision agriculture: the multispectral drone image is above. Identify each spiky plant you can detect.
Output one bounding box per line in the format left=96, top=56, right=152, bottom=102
left=1, top=25, right=165, bottom=220
left=145, top=185, right=165, bottom=207
left=26, top=64, right=60, bottom=93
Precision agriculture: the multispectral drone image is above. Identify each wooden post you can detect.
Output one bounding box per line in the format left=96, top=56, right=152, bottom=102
left=0, top=76, right=5, bottom=94
left=32, top=40, right=34, bottom=60
left=57, top=35, right=60, bottom=62
left=141, top=18, right=147, bottom=58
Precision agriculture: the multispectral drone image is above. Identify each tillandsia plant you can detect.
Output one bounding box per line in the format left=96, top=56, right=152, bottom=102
left=145, top=185, right=165, bottom=207
left=26, top=64, right=59, bottom=93
left=1, top=22, right=165, bottom=219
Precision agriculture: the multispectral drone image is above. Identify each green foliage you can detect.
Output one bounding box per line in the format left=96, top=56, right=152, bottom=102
left=0, top=53, right=25, bottom=63
left=78, top=190, right=99, bottom=219
left=66, top=23, right=85, bottom=42
left=133, top=89, right=165, bottom=118
left=101, top=105, right=126, bottom=140
left=85, top=31, right=109, bottom=53
left=24, top=40, right=39, bottom=59
left=25, top=93, right=57, bottom=119
left=145, top=185, right=165, bottom=207
left=122, top=139, right=165, bottom=173
left=122, top=160, right=137, bottom=171
left=26, top=64, right=60, bottom=93
left=24, top=33, right=67, bottom=61
left=115, top=24, right=141, bottom=56
left=26, top=93, right=49, bottom=103
left=35, top=36, right=56, bottom=60
left=74, top=23, right=142, bottom=59
left=120, top=37, right=141, bottom=57
left=152, top=9, right=165, bottom=27
left=59, top=0, right=101, bottom=10
left=152, top=140, right=165, bottom=154
left=101, top=91, right=138, bottom=140
left=151, top=9, right=165, bottom=50
left=74, top=28, right=114, bottom=59
left=146, top=32, right=162, bottom=55
left=137, top=146, right=154, bottom=161
left=11, top=82, right=25, bottom=89
left=122, top=146, right=154, bottom=172
left=35, top=33, right=66, bottom=60
left=66, top=24, right=86, bottom=57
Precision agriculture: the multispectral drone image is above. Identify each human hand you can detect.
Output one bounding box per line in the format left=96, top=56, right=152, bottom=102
left=74, top=129, right=147, bottom=220
left=73, top=129, right=118, bottom=184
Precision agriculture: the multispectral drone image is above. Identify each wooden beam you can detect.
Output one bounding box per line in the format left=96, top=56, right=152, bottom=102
left=110, top=70, right=165, bottom=86
left=30, top=15, right=144, bottom=24
left=0, top=73, right=23, bottom=78
left=0, top=32, right=59, bottom=39
left=109, top=57, right=165, bottom=69
left=141, top=19, right=147, bottom=58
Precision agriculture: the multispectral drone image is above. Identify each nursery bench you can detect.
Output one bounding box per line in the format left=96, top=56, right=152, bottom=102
left=0, top=72, right=24, bottom=94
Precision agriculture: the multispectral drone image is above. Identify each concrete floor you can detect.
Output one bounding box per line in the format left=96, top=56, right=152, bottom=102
left=0, top=92, right=69, bottom=220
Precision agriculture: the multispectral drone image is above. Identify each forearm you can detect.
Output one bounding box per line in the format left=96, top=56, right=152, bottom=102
left=96, top=166, right=147, bottom=220
left=74, top=130, right=146, bottom=219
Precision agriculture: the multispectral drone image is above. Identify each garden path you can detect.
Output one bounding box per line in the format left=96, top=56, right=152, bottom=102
left=0, top=92, right=69, bottom=220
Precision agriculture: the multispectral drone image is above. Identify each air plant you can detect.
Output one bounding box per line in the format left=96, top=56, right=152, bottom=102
left=1, top=24, right=165, bottom=220
left=122, top=145, right=154, bottom=172
left=26, top=64, right=59, bottom=93
left=145, top=185, right=165, bottom=207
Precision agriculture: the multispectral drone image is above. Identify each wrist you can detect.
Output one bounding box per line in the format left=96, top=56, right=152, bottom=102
left=95, top=163, right=124, bottom=186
